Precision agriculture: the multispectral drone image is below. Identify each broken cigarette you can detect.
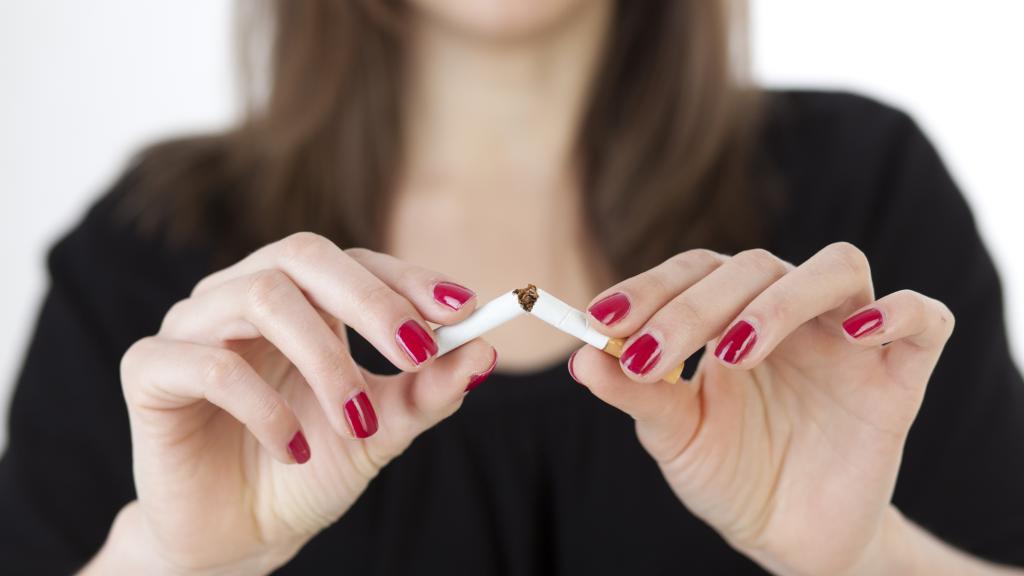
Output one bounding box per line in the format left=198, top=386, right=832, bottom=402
left=519, top=284, right=683, bottom=384
left=434, top=289, right=527, bottom=356
left=433, top=284, right=683, bottom=384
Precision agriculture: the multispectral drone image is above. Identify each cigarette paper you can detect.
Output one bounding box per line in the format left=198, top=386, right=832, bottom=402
left=434, top=290, right=526, bottom=357
left=431, top=284, right=684, bottom=385
left=531, top=287, right=683, bottom=384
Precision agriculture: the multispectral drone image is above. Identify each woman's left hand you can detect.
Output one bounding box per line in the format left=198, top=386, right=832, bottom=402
left=571, top=242, right=955, bottom=576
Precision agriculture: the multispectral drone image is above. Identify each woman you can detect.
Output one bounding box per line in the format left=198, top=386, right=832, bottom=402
left=1, top=0, right=1022, bottom=573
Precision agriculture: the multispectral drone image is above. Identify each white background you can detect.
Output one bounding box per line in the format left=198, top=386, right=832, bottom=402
left=1, top=1, right=1022, bottom=450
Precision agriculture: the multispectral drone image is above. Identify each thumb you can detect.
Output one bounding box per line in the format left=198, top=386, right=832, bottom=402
left=570, top=345, right=703, bottom=463
left=366, top=339, right=497, bottom=448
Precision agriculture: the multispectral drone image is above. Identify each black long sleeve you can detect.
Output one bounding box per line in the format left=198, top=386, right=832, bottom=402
left=768, top=91, right=1024, bottom=566
left=1, top=91, right=1022, bottom=574
left=0, top=189, right=208, bottom=574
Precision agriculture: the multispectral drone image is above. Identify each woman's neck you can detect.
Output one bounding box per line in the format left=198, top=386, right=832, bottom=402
left=389, top=3, right=615, bottom=371
left=401, top=1, right=611, bottom=194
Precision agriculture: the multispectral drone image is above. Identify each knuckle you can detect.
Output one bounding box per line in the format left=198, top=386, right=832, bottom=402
left=758, top=291, right=796, bottom=327
left=827, top=242, right=870, bottom=279
left=119, top=337, right=158, bottom=397
left=668, top=296, right=707, bottom=331
left=396, top=266, right=434, bottom=295
left=929, top=296, right=956, bottom=336
left=245, top=269, right=295, bottom=315
left=201, top=349, right=248, bottom=395
left=734, top=248, right=787, bottom=278
left=353, top=280, right=401, bottom=315
left=250, top=391, right=284, bottom=426
left=159, top=299, right=190, bottom=334
left=673, top=248, right=724, bottom=273
left=641, top=268, right=675, bottom=299
left=940, top=309, right=956, bottom=337
left=344, top=246, right=375, bottom=261
left=308, top=344, right=353, bottom=383
left=279, top=231, right=334, bottom=265
left=898, top=289, right=928, bottom=317
left=190, top=276, right=215, bottom=297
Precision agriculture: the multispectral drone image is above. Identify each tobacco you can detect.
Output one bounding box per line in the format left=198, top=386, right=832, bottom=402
left=513, top=284, right=539, bottom=312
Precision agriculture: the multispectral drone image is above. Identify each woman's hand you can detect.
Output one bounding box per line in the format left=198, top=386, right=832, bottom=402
left=571, top=242, right=956, bottom=576
left=84, top=233, right=496, bottom=575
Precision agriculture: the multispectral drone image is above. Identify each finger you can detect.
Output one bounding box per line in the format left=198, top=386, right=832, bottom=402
left=616, top=249, right=793, bottom=382
left=585, top=249, right=726, bottom=336
left=345, top=247, right=478, bottom=322
left=192, top=232, right=438, bottom=371
left=568, top=345, right=702, bottom=463
left=712, top=242, right=873, bottom=369
left=120, top=337, right=305, bottom=465
left=359, top=340, right=496, bottom=464
left=161, top=270, right=374, bottom=439
left=841, top=289, right=955, bottom=378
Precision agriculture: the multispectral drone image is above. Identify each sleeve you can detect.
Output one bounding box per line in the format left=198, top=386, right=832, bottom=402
left=859, top=110, right=1024, bottom=566
left=0, top=250, right=133, bottom=572
left=0, top=187, right=199, bottom=573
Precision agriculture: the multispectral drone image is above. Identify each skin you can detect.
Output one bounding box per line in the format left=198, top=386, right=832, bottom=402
left=82, top=0, right=1023, bottom=574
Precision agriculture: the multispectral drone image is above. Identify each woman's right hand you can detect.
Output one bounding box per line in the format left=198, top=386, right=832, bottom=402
left=83, top=232, right=496, bottom=575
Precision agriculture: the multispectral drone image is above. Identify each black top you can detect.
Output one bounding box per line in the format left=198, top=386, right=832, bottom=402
left=2, top=91, right=1023, bottom=575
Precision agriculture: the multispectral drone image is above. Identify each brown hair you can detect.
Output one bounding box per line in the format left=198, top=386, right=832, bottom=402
left=126, top=0, right=774, bottom=278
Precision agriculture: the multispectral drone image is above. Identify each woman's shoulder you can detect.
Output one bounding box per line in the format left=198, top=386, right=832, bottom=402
left=760, top=89, right=959, bottom=261
left=46, top=151, right=216, bottom=349
left=763, top=89, right=918, bottom=143
left=52, top=160, right=209, bottom=287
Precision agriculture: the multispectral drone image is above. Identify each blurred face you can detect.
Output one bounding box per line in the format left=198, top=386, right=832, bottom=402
left=407, top=0, right=603, bottom=40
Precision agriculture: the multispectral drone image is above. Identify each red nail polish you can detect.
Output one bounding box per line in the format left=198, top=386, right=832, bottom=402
left=466, top=349, right=498, bottom=392
left=287, top=430, right=311, bottom=464
left=588, top=292, right=631, bottom=326
left=396, top=320, right=438, bottom=365
left=567, top=349, right=582, bottom=383
left=843, top=308, right=883, bottom=338
left=715, top=320, right=757, bottom=364
left=343, top=391, right=378, bottom=439
left=433, top=281, right=475, bottom=311
left=620, top=333, right=662, bottom=376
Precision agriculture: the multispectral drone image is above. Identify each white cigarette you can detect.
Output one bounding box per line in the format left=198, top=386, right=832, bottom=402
left=525, top=284, right=683, bottom=384
left=434, top=290, right=526, bottom=356
left=530, top=288, right=610, bottom=350
left=432, top=283, right=684, bottom=384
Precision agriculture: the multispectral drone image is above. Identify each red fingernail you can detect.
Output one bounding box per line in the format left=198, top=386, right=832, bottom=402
left=588, top=292, right=631, bottom=326
left=433, top=281, right=475, bottom=311
left=843, top=308, right=883, bottom=338
left=466, top=349, right=498, bottom=393
left=620, top=333, right=662, bottom=376
left=567, top=349, right=582, bottom=383
left=287, top=430, right=311, bottom=464
left=343, top=391, right=378, bottom=439
left=715, top=320, right=757, bottom=364
left=396, top=320, right=438, bottom=365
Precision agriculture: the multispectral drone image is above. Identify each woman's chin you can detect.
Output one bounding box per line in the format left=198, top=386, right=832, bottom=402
left=408, top=0, right=601, bottom=42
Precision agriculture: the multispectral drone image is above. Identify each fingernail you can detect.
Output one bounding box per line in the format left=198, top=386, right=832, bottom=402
left=465, top=349, right=498, bottom=393
left=620, top=333, right=662, bottom=376
left=396, top=319, right=438, bottom=365
left=567, top=349, right=582, bottom=383
left=843, top=308, right=883, bottom=338
left=287, top=430, right=311, bottom=464
left=343, top=391, right=378, bottom=439
left=715, top=320, right=757, bottom=365
left=433, top=281, right=475, bottom=311
left=588, top=292, right=631, bottom=326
